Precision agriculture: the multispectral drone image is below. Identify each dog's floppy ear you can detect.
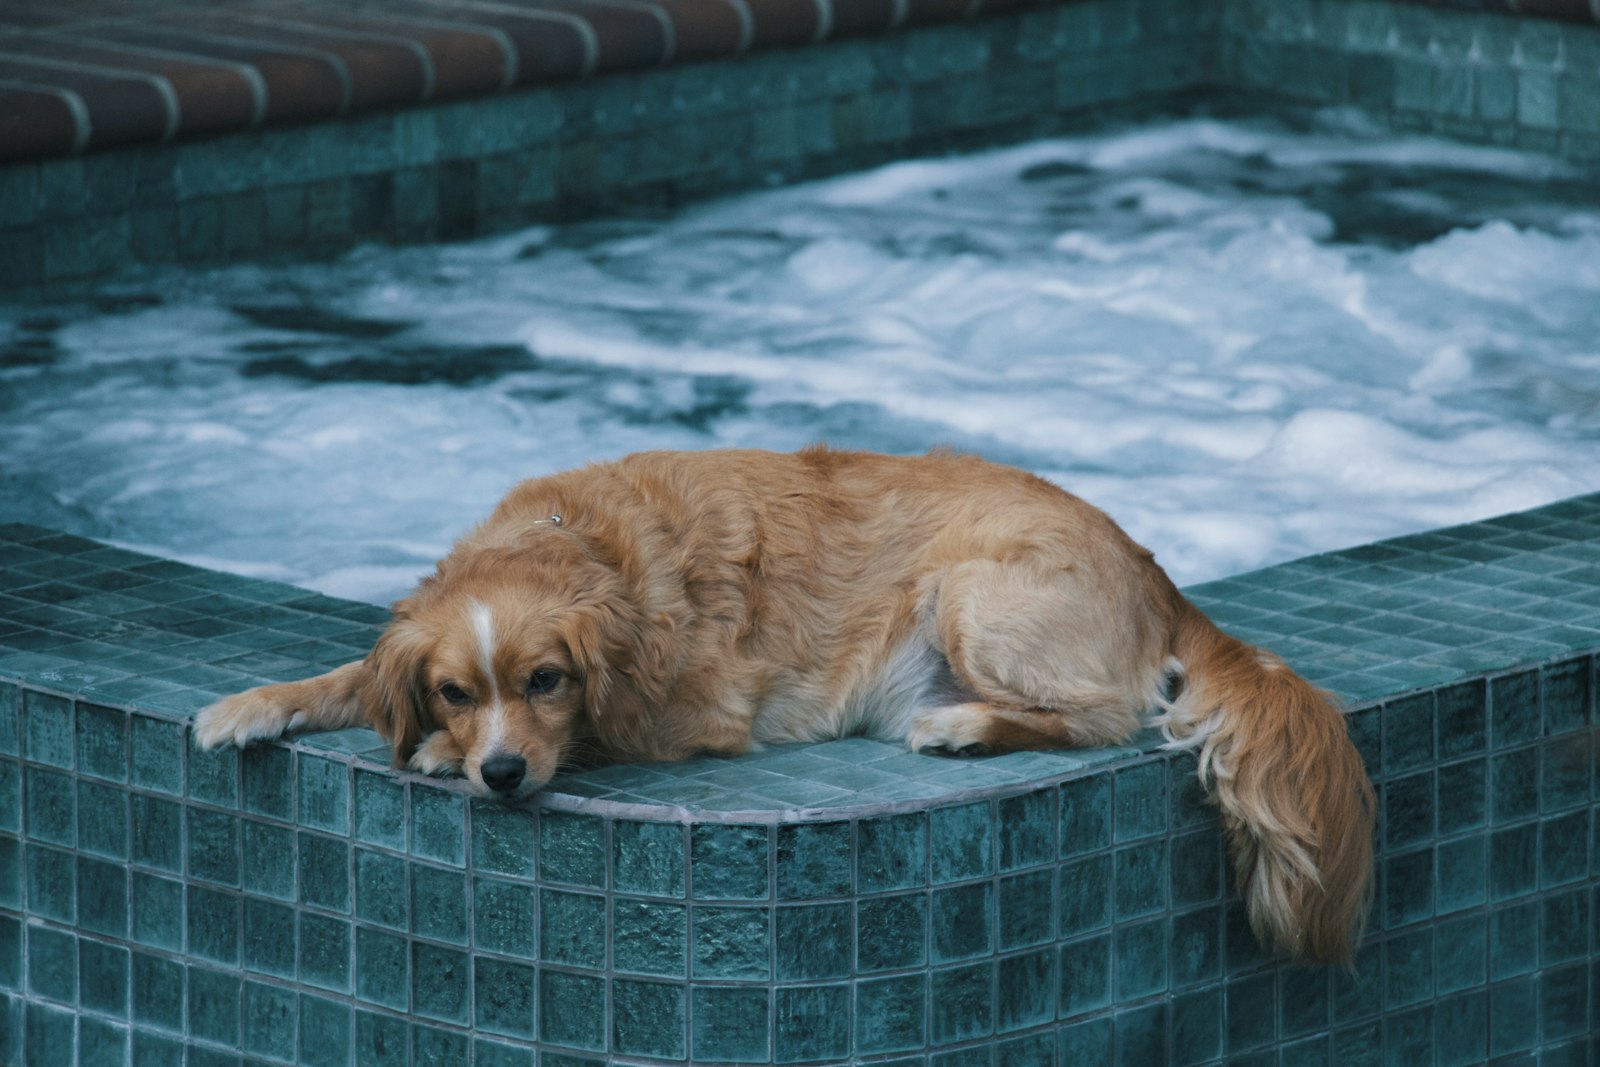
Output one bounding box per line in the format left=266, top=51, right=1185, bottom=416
left=560, top=602, right=669, bottom=747
left=362, top=614, right=435, bottom=767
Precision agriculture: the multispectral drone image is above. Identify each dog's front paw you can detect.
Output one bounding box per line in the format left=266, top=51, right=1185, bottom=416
left=408, top=731, right=465, bottom=777
left=907, top=704, right=993, bottom=757
left=194, top=687, right=306, bottom=750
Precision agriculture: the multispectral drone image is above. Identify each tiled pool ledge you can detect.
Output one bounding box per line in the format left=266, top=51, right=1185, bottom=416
left=7, top=0, right=1600, bottom=292
left=0, top=495, right=1597, bottom=1064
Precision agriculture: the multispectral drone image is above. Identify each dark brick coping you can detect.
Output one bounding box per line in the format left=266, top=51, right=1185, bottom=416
left=0, top=490, right=1596, bottom=819
left=2, top=0, right=1598, bottom=164
left=0, top=0, right=1063, bottom=163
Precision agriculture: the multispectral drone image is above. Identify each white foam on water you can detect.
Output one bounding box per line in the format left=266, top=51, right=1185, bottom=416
left=3, top=107, right=1598, bottom=605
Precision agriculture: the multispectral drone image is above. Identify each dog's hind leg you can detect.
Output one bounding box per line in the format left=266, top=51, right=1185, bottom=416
left=195, top=661, right=370, bottom=749
left=908, top=556, right=1171, bottom=755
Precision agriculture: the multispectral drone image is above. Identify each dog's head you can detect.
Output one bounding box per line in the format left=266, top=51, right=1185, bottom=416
left=363, top=545, right=661, bottom=799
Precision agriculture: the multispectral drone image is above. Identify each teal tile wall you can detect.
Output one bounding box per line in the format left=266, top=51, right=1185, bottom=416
left=0, top=494, right=1597, bottom=1063
left=0, top=0, right=1219, bottom=294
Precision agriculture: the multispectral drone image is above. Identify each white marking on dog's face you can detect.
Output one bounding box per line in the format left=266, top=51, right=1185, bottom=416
left=469, top=598, right=510, bottom=766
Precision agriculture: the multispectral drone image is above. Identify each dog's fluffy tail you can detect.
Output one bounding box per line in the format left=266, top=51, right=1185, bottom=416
left=1154, top=600, right=1375, bottom=966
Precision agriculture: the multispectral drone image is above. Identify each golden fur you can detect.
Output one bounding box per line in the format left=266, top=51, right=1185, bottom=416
left=197, top=447, right=1374, bottom=964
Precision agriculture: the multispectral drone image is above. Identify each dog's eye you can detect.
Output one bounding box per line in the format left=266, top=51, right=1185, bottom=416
left=438, top=683, right=473, bottom=706
left=527, top=669, right=561, bottom=696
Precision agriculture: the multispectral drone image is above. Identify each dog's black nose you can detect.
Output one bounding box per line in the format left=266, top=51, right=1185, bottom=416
left=480, top=754, right=527, bottom=793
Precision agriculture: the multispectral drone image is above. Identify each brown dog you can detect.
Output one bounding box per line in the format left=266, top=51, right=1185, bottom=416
left=197, top=447, right=1374, bottom=963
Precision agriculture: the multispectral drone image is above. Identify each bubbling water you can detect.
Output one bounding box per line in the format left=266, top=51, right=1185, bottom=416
left=3, top=105, right=1597, bottom=604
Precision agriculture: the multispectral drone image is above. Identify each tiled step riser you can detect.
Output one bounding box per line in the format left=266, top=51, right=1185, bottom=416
left=0, top=643, right=1595, bottom=1065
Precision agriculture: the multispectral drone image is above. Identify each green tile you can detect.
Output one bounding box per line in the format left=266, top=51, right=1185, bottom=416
left=1490, top=669, right=1540, bottom=748
left=1540, top=887, right=1588, bottom=966
left=412, top=865, right=468, bottom=944
left=1060, top=933, right=1112, bottom=1015
left=1113, top=840, right=1167, bottom=920
left=1060, top=773, right=1111, bottom=856
left=1436, top=758, right=1485, bottom=835
left=770, top=984, right=847, bottom=1064
left=75, top=702, right=126, bottom=781
left=858, top=892, right=926, bottom=972
left=1383, top=845, right=1434, bottom=928
left=186, top=740, right=238, bottom=808
left=0, top=836, right=15, bottom=909
left=855, top=973, right=923, bottom=1055
left=241, top=744, right=294, bottom=820
left=187, top=807, right=240, bottom=886
left=409, top=785, right=465, bottom=866
left=1115, top=1001, right=1166, bottom=1067
left=0, top=760, right=16, bottom=834
left=469, top=800, right=535, bottom=878
left=353, top=848, right=407, bottom=929
left=857, top=813, right=924, bottom=893
left=187, top=966, right=240, bottom=1047
left=77, top=855, right=127, bottom=937
left=472, top=877, right=536, bottom=959
left=1434, top=913, right=1485, bottom=996
left=1540, top=736, right=1591, bottom=814
left=931, top=882, right=992, bottom=962
left=540, top=888, right=606, bottom=968
left=999, top=868, right=1054, bottom=950
left=1542, top=657, right=1591, bottom=734
left=297, top=755, right=348, bottom=834
left=28, top=923, right=77, bottom=1003
left=613, top=898, right=686, bottom=977
left=240, top=980, right=296, bottom=1063
left=298, top=831, right=351, bottom=913
left=79, top=1016, right=127, bottom=1067
left=22, top=690, right=73, bottom=768
left=996, top=948, right=1054, bottom=1036
left=1059, top=1015, right=1112, bottom=1066
left=355, top=926, right=408, bottom=1010
left=540, top=810, right=605, bottom=888
left=691, top=985, right=769, bottom=1063
left=355, top=1008, right=407, bottom=1067
left=131, top=952, right=184, bottom=1033
left=473, top=957, right=535, bottom=1038
left=930, top=801, right=993, bottom=883
left=931, top=962, right=993, bottom=1046
left=1384, top=770, right=1435, bottom=849
left=1115, top=917, right=1168, bottom=999
left=24, top=766, right=74, bottom=845
left=1437, top=680, right=1486, bottom=759
left=78, top=939, right=127, bottom=1016
left=774, top=901, right=848, bottom=981
left=242, top=897, right=296, bottom=979
left=1113, top=760, right=1166, bottom=842
left=411, top=942, right=468, bottom=1024
left=75, top=779, right=126, bottom=860
left=297, top=912, right=350, bottom=993
left=186, top=884, right=239, bottom=964
left=539, top=970, right=605, bottom=1051
left=1383, top=693, right=1435, bottom=775
left=26, top=842, right=75, bottom=922
left=1436, top=835, right=1486, bottom=914
left=411, top=1020, right=469, bottom=1067
left=298, top=993, right=351, bottom=1067
left=354, top=769, right=406, bottom=851
left=25, top=1002, right=74, bottom=1065
left=1539, top=808, right=1589, bottom=887
left=998, top=787, right=1056, bottom=870
left=613, top=819, right=684, bottom=897
left=130, top=871, right=183, bottom=951
left=1172, top=986, right=1222, bottom=1066
left=1225, top=970, right=1276, bottom=1054
left=241, top=820, right=295, bottom=899
left=1491, top=747, right=1537, bottom=823
left=686, top=822, right=772, bottom=899
left=0, top=683, right=17, bottom=756
left=775, top=821, right=851, bottom=898
left=1281, top=967, right=1330, bottom=1039
left=693, top=905, right=769, bottom=979
left=1383, top=927, right=1434, bottom=1009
